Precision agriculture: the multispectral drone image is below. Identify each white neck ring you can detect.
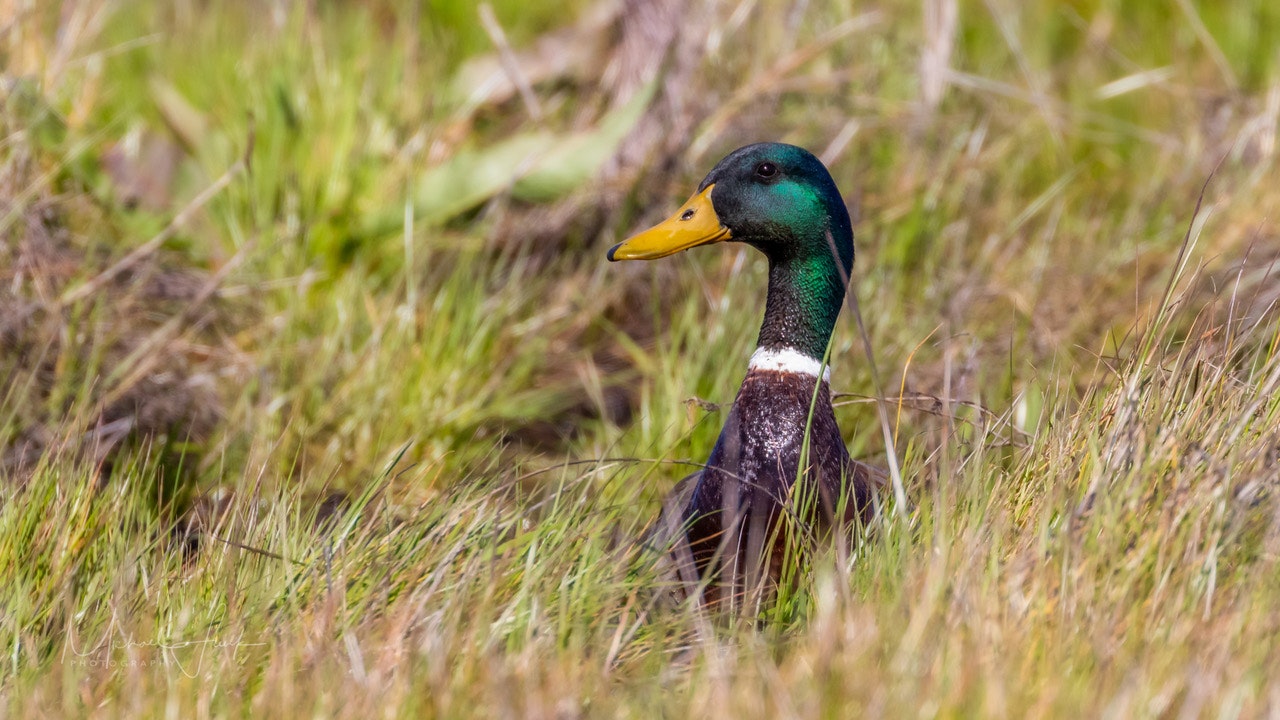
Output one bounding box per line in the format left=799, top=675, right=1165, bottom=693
left=747, top=347, right=831, bottom=382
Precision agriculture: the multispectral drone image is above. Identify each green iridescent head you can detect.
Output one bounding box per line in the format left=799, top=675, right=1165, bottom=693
left=608, top=143, right=853, bottom=275
left=609, top=143, right=855, bottom=360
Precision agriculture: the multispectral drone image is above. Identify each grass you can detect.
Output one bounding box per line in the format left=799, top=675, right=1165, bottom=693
left=3, top=0, right=1280, bottom=716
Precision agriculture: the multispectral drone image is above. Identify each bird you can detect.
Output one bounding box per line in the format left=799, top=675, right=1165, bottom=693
left=608, top=142, right=875, bottom=610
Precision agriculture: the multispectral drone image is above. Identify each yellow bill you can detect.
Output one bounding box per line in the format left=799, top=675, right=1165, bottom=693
left=607, top=184, right=732, bottom=261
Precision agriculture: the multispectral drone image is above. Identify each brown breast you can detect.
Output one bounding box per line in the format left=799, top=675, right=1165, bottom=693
left=665, top=369, right=873, bottom=609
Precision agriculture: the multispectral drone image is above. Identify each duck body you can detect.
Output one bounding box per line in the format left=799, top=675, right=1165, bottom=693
left=609, top=142, right=874, bottom=606
left=680, top=364, right=869, bottom=605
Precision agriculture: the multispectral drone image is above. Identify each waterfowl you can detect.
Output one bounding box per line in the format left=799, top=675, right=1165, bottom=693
left=609, top=142, right=874, bottom=608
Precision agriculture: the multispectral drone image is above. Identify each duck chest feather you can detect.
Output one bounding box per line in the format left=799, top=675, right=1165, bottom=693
left=673, top=369, right=871, bottom=603
left=691, top=369, right=855, bottom=512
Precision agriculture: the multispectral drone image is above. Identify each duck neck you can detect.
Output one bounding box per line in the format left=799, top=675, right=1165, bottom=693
left=754, top=251, right=848, bottom=365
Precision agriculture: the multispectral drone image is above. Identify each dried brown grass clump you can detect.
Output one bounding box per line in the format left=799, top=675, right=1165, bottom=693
left=441, top=0, right=718, bottom=251
left=0, top=106, right=242, bottom=485
left=0, top=206, right=230, bottom=480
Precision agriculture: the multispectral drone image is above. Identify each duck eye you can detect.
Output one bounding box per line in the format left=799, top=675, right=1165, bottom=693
left=754, top=162, right=778, bottom=179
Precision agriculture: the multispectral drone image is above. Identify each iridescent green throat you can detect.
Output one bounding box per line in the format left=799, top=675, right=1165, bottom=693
left=756, top=245, right=850, bottom=361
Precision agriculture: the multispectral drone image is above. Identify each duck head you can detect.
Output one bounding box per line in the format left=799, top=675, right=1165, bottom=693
left=608, top=142, right=854, bottom=361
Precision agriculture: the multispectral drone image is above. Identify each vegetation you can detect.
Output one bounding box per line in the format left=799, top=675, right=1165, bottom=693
left=2, top=0, right=1279, bottom=716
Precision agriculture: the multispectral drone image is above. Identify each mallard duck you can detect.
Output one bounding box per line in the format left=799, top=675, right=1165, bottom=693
left=609, top=142, right=874, bottom=608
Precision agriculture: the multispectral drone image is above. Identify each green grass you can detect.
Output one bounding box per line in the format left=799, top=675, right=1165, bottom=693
left=3, top=0, right=1280, bottom=716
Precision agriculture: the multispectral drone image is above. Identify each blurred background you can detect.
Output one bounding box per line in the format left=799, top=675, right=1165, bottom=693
left=2, top=0, right=1278, bottom=506
left=6, top=1, right=1280, bottom=714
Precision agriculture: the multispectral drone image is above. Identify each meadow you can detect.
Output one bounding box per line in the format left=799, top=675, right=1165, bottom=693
left=3, top=0, right=1280, bottom=716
